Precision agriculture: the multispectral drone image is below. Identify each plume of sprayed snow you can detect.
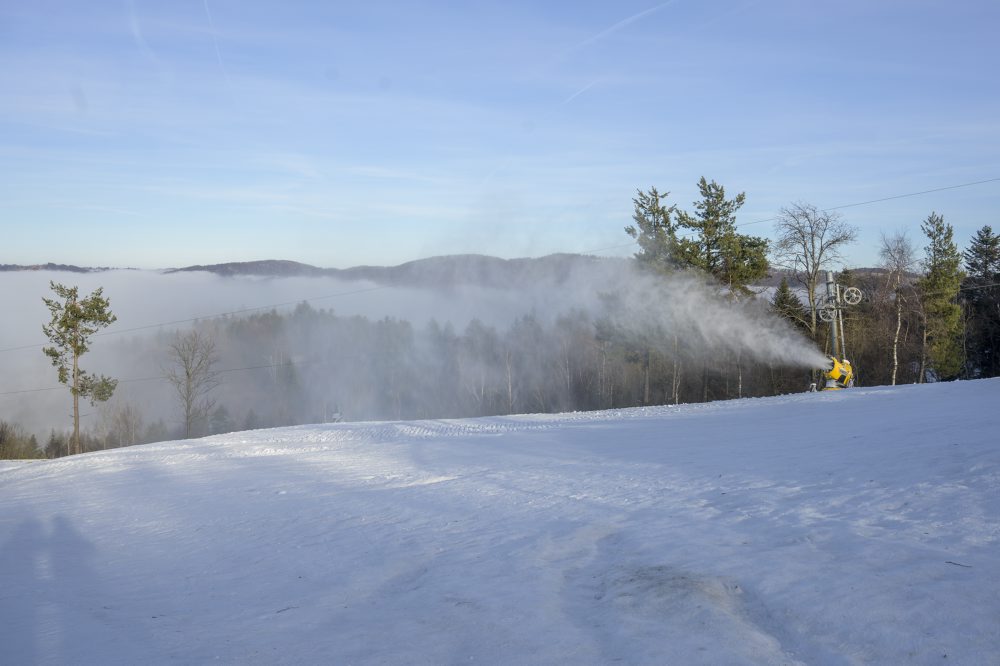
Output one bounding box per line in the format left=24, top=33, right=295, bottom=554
left=606, top=267, right=829, bottom=370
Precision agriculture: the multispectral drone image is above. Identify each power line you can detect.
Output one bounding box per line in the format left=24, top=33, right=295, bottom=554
left=0, top=358, right=318, bottom=397
left=825, top=177, right=1000, bottom=212
left=962, top=280, right=1000, bottom=292
left=579, top=242, right=636, bottom=254
left=899, top=279, right=1000, bottom=299
left=738, top=177, right=1000, bottom=228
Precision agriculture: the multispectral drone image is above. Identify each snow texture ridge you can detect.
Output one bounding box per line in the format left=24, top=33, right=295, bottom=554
left=1, top=379, right=999, bottom=664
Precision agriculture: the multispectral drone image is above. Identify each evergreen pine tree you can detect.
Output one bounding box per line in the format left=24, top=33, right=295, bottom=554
left=771, top=278, right=810, bottom=332
left=46, top=430, right=67, bottom=459
left=624, top=187, right=678, bottom=273
left=673, top=177, right=769, bottom=297
left=962, top=225, right=1000, bottom=377
left=766, top=279, right=813, bottom=393
left=42, top=282, right=118, bottom=455
left=622, top=187, right=681, bottom=403
left=917, top=213, right=965, bottom=380
left=964, top=225, right=1000, bottom=281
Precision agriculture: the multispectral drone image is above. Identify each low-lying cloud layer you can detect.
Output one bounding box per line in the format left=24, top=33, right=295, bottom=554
left=1, top=261, right=825, bottom=442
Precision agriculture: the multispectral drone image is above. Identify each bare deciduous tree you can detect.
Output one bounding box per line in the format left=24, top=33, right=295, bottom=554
left=99, top=399, right=145, bottom=448
left=165, top=330, right=221, bottom=438
left=772, top=203, right=858, bottom=338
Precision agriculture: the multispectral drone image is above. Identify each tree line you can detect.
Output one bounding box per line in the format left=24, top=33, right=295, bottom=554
left=627, top=178, right=996, bottom=386
left=2, top=177, right=997, bottom=458
left=774, top=209, right=997, bottom=386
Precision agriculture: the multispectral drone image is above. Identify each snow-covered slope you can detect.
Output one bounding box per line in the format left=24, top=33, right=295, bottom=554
left=2, top=380, right=998, bottom=665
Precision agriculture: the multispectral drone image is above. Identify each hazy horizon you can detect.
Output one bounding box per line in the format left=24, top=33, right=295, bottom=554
left=2, top=250, right=625, bottom=272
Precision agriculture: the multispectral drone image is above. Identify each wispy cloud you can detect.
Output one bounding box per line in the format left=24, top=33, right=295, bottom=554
left=249, top=153, right=325, bottom=181
left=46, top=202, right=145, bottom=217
left=567, top=1, right=680, bottom=54
left=135, top=182, right=297, bottom=207
left=342, top=165, right=447, bottom=185
left=560, top=79, right=600, bottom=105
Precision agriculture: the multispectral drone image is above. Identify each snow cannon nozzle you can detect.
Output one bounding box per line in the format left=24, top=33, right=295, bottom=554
left=821, top=356, right=854, bottom=390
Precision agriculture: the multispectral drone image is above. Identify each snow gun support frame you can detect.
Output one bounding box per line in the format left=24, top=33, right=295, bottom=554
left=815, top=271, right=862, bottom=390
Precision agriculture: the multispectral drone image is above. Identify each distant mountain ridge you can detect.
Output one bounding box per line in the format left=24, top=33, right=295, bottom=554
left=165, top=254, right=627, bottom=289
left=0, top=262, right=103, bottom=273
left=2, top=254, right=630, bottom=289
left=2, top=256, right=891, bottom=291
left=165, top=259, right=326, bottom=278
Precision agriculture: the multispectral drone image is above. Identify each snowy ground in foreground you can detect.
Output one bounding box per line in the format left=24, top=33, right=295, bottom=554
left=2, top=381, right=998, bottom=665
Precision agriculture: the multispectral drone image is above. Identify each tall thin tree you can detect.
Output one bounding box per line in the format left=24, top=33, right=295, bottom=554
left=624, top=187, right=682, bottom=401
left=917, top=213, right=965, bottom=380
left=42, top=282, right=118, bottom=455
left=962, top=225, right=1000, bottom=377
left=672, top=178, right=769, bottom=399
left=879, top=232, right=916, bottom=385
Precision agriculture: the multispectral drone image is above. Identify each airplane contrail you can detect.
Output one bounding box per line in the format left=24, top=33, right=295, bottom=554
left=203, top=0, right=233, bottom=88
left=571, top=1, right=680, bottom=53
left=127, top=0, right=161, bottom=65
left=560, top=79, right=600, bottom=105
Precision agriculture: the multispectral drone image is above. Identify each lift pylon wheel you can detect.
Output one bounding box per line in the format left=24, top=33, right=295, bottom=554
left=842, top=286, right=863, bottom=306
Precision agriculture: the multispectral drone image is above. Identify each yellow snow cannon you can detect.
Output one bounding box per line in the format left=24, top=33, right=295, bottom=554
left=822, top=356, right=854, bottom=390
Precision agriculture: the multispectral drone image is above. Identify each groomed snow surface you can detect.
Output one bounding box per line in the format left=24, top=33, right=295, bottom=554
left=2, top=380, right=998, bottom=665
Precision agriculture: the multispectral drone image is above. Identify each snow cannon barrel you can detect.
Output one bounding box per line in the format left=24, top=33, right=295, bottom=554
left=822, top=356, right=854, bottom=390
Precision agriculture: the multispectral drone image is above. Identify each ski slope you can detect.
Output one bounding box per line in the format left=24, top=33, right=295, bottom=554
left=2, top=380, right=998, bottom=664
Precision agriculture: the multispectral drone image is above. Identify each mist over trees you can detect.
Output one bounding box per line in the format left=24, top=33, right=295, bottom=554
left=0, top=421, right=42, bottom=459
left=165, top=330, right=221, bottom=438
left=3, top=185, right=998, bottom=459
left=4, top=279, right=819, bottom=458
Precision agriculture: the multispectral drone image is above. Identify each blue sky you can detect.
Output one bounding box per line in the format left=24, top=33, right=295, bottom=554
left=2, top=0, right=998, bottom=269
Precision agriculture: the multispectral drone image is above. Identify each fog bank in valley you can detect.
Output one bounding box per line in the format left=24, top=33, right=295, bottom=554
left=0, top=260, right=824, bottom=444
